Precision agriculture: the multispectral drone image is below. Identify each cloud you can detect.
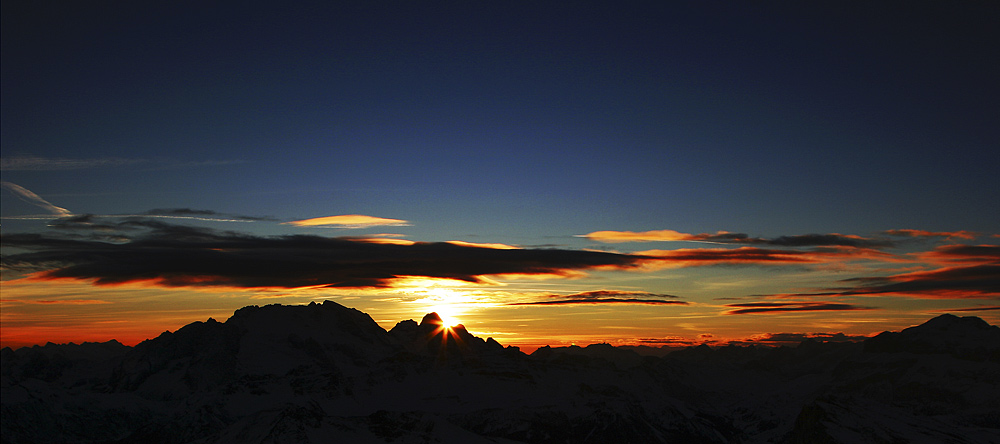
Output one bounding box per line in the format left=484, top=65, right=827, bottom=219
left=284, top=215, right=410, bottom=228
left=942, top=306, right=1000, bottom=312
left=0, top=156, right=242, bottom=171
left=724, top=302, right=872, bottom=315
left=46, top=215, right=129, bottom=232
left=583, top=229, right=892, bottom=248
left=884, top=229, right=977, bottom=240
left=762, top=259, right=1000, bottom=300
left=509, top=290, right=687, bottom=306
left=446, top=240, right=519, bottom=250
left=634, top=246, right=900, bottom=267
left=917, top=244, right=1000, bottom=265
left=39, top=210, right=271, bottom=233
left=583, top=229, right=709, bottom=242
left=0, top=156, right=144, bottom=171
left=0, top=223, right=654, bottom=289
left=5, top=299, right=112, bottom=305
left=831, top=264, right=1000, bottom=299
left=725, top=332, right=870, bottom=346
left=142, top=208, right=274, bottom=222
left=1, top=181, right=72, bottom=216
left=765, top=234, right=893, bottom=248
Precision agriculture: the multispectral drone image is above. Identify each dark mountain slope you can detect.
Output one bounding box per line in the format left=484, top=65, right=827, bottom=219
left=3, top=305, right=998, bottom=443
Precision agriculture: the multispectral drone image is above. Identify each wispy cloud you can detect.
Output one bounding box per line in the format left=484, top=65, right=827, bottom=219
left=0, top=156, right=242, bottom=171
left=1, top=181, right=72, bottom=216
left=724, top=302, right=872, bottom=315
left=284, top=215, right=411, bottom=229
left=142, top=208, right=274, bottom=222
left=583, top=229, right=893, bottom=248
left=4, top=299, right=111, bottom=305
left=509, top=290, right=687, bottom=306
left=0, top=156, right=144, bottom=171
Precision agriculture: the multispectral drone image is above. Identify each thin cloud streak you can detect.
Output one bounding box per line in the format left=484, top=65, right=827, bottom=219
left=509, top=299, right=688, bottom=306
left=0, top=156, right=144, bottom=171
left=509, top=290, right=687, bottom=306
left=0, top=156, right=243, bottom=171
left=942, top=306, right=1000, bottom=312
left=725, top=302, right=872, bottom=315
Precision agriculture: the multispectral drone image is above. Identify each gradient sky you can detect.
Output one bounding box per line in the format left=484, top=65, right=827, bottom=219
left=2, top=1, right=998, bottom=351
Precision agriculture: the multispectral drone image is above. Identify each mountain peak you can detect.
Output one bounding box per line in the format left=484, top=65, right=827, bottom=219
left=864, top=314, right=1000, bottom=360
left=916, top=313, right=992, bottom=332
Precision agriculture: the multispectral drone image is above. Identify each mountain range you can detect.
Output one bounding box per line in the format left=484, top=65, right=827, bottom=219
left=3, top=301, right=999, bottom=443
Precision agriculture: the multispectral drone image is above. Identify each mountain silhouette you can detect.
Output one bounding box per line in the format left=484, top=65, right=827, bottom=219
left=3, top=302, right=999, bottom=443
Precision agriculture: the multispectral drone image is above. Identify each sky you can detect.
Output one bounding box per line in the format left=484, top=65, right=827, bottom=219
left=2, top=0, right=998, bottom=351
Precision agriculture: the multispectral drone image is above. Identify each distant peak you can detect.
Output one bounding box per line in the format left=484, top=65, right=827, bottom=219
left=918, top=313, right=991, bottom=331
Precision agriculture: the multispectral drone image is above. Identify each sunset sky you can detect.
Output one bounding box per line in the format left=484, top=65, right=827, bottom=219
left=2, top=1, right=998, bottom=351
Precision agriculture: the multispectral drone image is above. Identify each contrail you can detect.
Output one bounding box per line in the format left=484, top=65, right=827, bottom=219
left=1, top=181, right=73, bottom=217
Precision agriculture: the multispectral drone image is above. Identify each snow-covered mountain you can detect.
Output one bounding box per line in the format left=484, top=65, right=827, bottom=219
left=3, top=301, right=998, bottom=443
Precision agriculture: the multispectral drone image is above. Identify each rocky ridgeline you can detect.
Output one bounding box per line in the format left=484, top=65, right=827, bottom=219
left=2, top=301, right=999, bottom=443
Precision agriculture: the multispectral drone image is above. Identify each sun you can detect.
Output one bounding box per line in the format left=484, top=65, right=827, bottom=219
left=434, top=308, right=462, bottom=329
left=392, top=277, right=476, bottom=328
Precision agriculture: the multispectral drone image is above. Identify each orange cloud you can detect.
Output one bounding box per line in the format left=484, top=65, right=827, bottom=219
left=583, top=229, right=706, bottom=243
left=351, top=237, right=417, bottom=246
left=283, top=214, right=410, bottom=228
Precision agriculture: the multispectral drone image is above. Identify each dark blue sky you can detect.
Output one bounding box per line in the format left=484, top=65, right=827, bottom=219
left=5, top=1, right=998, bottom=239
left=2, top=1, right=999, bottom=347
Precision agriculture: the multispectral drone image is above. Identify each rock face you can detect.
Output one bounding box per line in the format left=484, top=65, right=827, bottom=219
left=3, top=303, right=999, bottom=443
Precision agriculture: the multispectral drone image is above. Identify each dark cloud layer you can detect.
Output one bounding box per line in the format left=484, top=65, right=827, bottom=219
left=834, top=264, right=1000, bottom=298
left=1, top=223, right=653, bottom=289
left=509, top=290, right=687, bottom=306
